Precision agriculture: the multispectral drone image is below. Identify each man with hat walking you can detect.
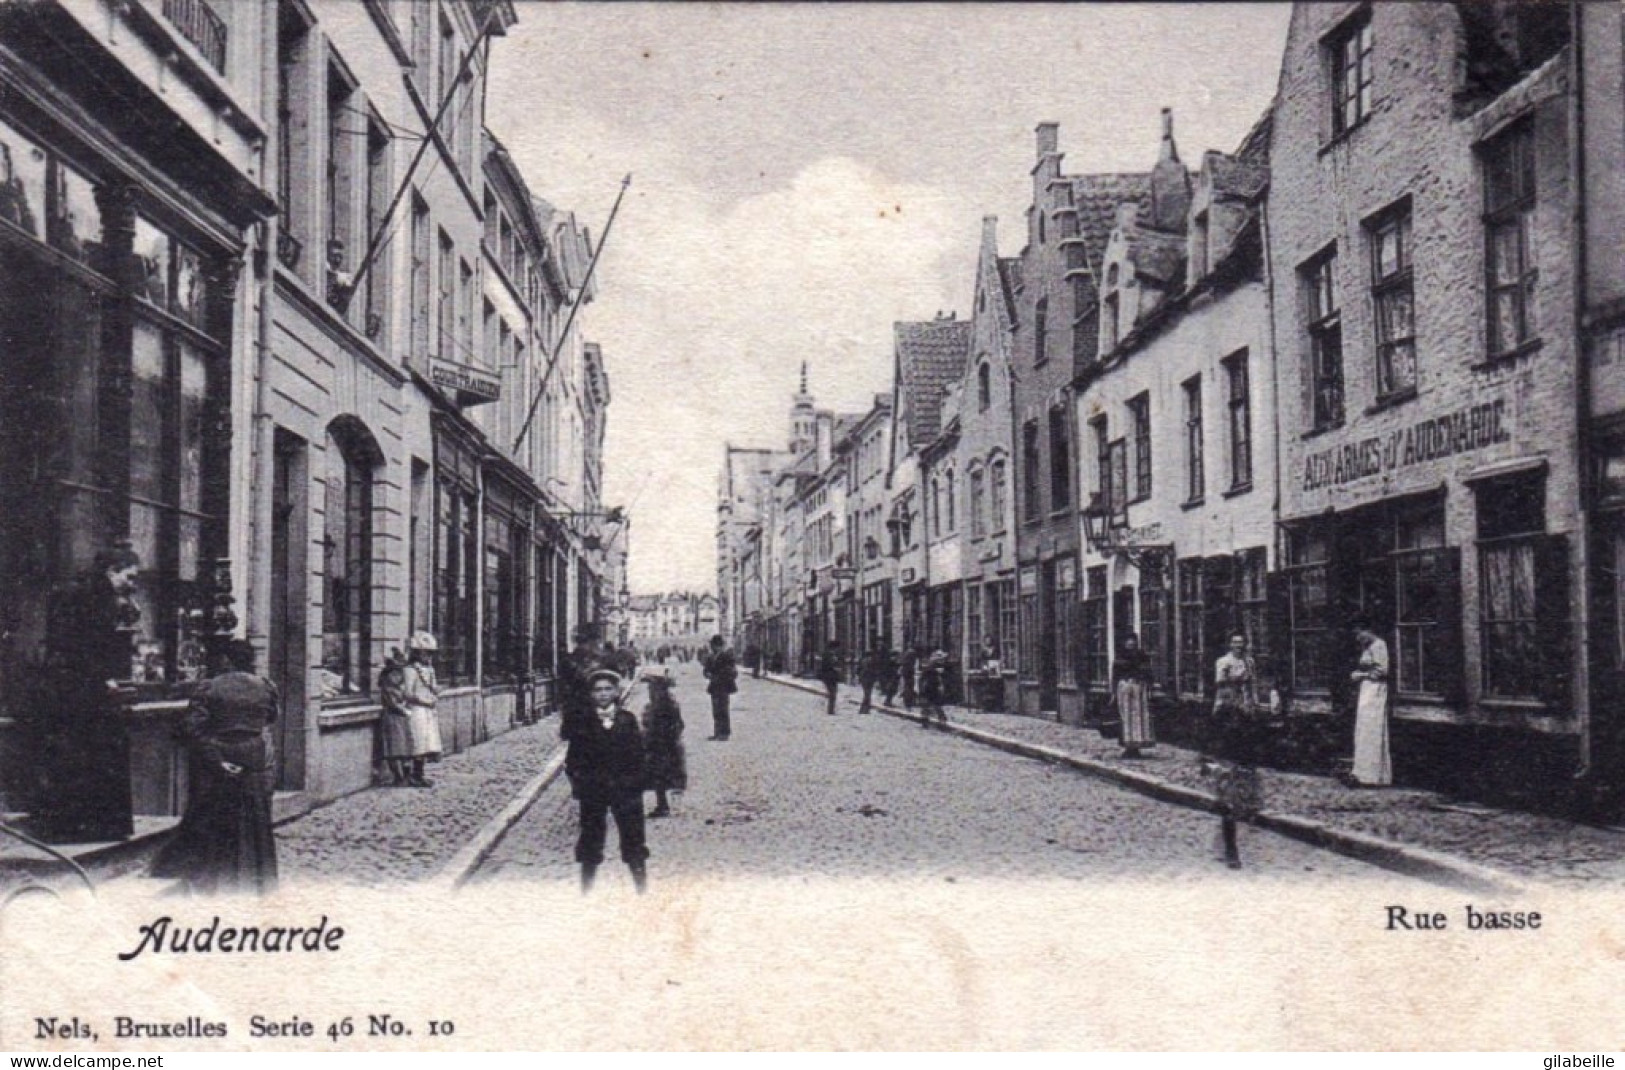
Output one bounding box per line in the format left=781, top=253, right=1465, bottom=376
left=701, top=634, right=738, bottom=740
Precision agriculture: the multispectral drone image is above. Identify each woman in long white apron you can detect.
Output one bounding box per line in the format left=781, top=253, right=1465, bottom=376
left=1350, top=623, right=1393, bottom=787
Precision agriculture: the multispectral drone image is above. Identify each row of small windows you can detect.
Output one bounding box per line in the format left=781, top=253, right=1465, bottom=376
left=1301, top=122, right=1536, bottom=433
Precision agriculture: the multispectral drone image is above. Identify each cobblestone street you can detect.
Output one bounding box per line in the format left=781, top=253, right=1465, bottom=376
left=277, top=721, right=561, bottom=885
left=473, top=663, right=1392, bottom=887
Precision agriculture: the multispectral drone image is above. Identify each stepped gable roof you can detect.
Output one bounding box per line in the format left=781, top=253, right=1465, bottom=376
left=895, top=317, right=972, bottom=445
left=1070, top=173, right=1151, bottom=279
left=996, top=257, right=1022, bottom=322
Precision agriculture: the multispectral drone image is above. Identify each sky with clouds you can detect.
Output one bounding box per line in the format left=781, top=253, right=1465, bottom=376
left=486, top=3, right=1292, bottom=595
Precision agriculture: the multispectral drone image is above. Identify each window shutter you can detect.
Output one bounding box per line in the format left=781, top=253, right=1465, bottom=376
left=1535, top=533, right=1573, bottom=712
left=1266, top=569, right=1292, bottom=697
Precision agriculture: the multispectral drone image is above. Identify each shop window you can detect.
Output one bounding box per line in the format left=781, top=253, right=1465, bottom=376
left=1328, top=8, right=1374, bottom=138
left=0, top=117, right=46, bottom=238
left=123, top=220, right=228, bottom=688
left=1393, top=513, right=1458, bottom=699
left=1304, top=251, right=1344, bottom=430
left=1019, top=571, right=1039, bottom=681
left=1235, top=547, right=1268, bottom=676
left=321, top=420, right=379, bottom=699
left=1476, top=471, right=1550, bottom=700
left=1368, top=204, right=1415, bottom=398
left=1079, top=563, right=1107, bottom=689
left=998, top=579, right=1020, bottom=671
left=1177, top=556, right=1206, bottom=697
left=1224, top=351, right=1252, bottom=490
left=1183, top=375, right=1204, bottom=503
left=1129, top=393, right=1152, bottom=501
left=1049, top=406, right=1071, bottom=511
left=1483, top=121, right=1538, bottom=359
left=1284, top=525, right=1333, bottom=693
left=1054, top=558, right=1079, bottom=689
left=435, top=440, right=480, bottom=685
left=1138, top=553, right=1170, bottom=690
left=966, top=580, right=984, bottom=655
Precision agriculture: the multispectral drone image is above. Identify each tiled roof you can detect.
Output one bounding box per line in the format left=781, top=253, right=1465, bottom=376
left=895, top=317, right=972, bottom=445
left=1070, top=173, right=1151, bottom=281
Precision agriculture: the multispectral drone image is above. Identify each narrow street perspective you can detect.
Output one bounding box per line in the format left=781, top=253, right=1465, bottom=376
left=471, top=664, right=1391, bottom=887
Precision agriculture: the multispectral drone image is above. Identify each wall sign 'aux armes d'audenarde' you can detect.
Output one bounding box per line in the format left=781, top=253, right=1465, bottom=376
left=1301, top=397, right=1514, bottom=493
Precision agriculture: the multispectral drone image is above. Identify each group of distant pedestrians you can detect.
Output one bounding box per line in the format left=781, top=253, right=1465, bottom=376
left=810, top=640, right=951, bottom=730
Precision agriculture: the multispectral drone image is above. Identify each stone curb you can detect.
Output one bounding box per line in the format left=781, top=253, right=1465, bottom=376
left=761, top=673, right=1526, bottom=895
left=434, top=750, right=567, bottom=891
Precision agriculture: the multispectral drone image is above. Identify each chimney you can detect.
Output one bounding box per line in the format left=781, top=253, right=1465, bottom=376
left=1159, top=107, right=1179, bottom=163
left=981, top=215, right=998, bottom=249
left=1036, top=122, right=1059, bottom=160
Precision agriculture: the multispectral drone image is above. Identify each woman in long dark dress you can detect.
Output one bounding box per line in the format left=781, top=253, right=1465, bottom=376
left=642, top=670, right=687, bottom=817
left=151, top=640, right=279, bottom=895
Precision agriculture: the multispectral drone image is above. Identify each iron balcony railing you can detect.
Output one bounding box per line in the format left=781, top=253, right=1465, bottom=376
left=162, top=0, right=228, bottom=75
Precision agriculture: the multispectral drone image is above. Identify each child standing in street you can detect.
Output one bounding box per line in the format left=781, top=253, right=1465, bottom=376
left=641, top=669, right=687, bottom=818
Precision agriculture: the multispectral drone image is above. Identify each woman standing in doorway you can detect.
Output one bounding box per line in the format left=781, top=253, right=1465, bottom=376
left=1113, top=634, right=1154, bottom=759
left=1349, top=621, right=1393, bottom=787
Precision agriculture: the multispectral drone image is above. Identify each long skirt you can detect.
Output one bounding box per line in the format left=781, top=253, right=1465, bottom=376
left=405, top=703, right=444, bottom=759
left=645, top=738, right=687, bottom=793
left=381, top=710, right=415, bottom=759
left=1352, top=680, right=1392, bottom=785
left=1117, top=678, right=1153, bottom=746
left=151, top=736, right=278, bottom=895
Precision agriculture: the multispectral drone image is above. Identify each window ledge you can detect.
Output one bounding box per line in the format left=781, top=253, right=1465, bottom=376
left=1472, top=338, right=1544, bottom=371
left=1129, top=493, right=1152, bottom=506
left=1300, top=420, right=1346, bottom=442
left=1180, top=497, right=1206, bottom=512
left=1221, top=483, right=1254, bottom=500
left=1478, top=696, right=1547, bottom=712
left=1365, top=387, right=1419, bottom=415
left=318, top=703, right=382, bottom=730
left=1318, top=118, right=1371, bottom=157
left=1048, top=507, right=1074, bottom=520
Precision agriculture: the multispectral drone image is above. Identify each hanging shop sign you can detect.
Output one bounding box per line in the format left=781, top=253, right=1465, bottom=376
left=1302, top=397, right=1512, bottom=492
left=430, top=356, right=501, bottom=404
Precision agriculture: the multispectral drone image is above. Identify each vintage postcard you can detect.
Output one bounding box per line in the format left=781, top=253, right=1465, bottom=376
left=2, top=0, right=1625, bottom=1052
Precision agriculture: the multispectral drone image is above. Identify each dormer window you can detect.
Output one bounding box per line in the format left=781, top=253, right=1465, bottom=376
left=1103, top=263, right=1121, bottom=349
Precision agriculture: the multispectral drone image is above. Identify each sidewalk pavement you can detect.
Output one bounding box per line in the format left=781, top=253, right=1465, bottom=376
left=762, top=673, right=1625, bottom=891
left=275, top=719, right=564, bottom=886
